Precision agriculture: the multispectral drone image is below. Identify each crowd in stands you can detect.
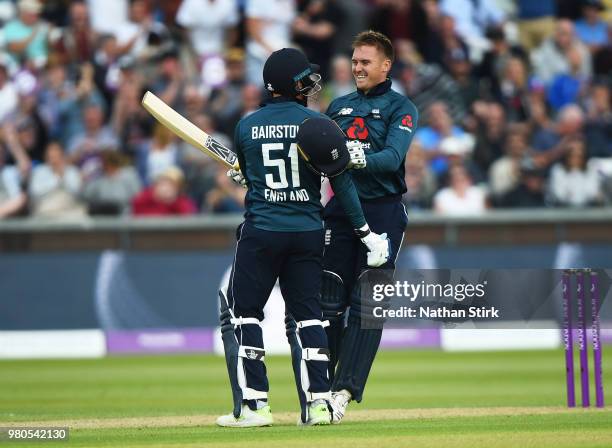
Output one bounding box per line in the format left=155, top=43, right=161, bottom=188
left=0, top=0, right=611, bottom=220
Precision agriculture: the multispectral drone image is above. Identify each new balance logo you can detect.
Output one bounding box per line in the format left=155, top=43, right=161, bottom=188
left=338, top=107, right=353, bottom=115
left=331, top=148, right=339, bottom=160
left=325, top=229, right=332, bottom=246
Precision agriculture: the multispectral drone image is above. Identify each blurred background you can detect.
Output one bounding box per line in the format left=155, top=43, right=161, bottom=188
left=0, top=0, right=611, bottom=358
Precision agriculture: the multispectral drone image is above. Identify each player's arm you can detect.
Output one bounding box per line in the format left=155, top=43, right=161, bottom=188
left=329, top=172, right=366, bottom=229
left=228, top=121, right=248, bottom=187
left=361, top=101, right=419, bottom=173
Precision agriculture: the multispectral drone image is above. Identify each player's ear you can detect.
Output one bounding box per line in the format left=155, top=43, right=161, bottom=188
left=382, top=58, right=392, bottom=75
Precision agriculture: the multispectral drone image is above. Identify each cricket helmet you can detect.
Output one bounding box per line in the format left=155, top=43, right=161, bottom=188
left=263, top=48, right=321, bottom=98
left=296, top=117, right=349, bottom=178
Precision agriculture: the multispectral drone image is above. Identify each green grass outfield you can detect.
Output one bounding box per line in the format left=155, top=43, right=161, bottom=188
left=1, top=349, right=611, bottom=447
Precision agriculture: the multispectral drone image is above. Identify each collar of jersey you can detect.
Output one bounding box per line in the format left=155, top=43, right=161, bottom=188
left=357, top=78, right=392, bottom=97
left=263, top=96, right=300, bottom=106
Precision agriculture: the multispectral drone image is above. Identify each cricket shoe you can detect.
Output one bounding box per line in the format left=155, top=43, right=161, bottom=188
left=298, top=399, right=331, bottom=426
left=216, top=404, right=273, bottom=427
left=330, top=389, right=351, bottom=424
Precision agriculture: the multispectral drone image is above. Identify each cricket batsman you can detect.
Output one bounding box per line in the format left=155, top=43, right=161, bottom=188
left=216, top=47, right=391, bottom=427
left=322, top=31, right=419, bottom=422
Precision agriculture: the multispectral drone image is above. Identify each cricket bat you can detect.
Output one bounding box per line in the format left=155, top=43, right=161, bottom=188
left=141, top=91, right=238, bottom=168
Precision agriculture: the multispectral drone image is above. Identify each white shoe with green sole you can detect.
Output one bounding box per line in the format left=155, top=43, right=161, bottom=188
left=216, top=404, right=273, bottom=428
left=298, top=400, right=331, bottom=426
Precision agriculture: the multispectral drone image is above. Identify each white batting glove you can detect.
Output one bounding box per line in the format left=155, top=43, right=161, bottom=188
left=227, top=167, right=247, bottom=188
left=358, top=226, right=391, bottom=267
left=346, top=140, right=366, bottom=169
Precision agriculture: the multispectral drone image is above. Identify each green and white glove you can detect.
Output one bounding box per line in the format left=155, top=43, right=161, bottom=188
left=355, top=224, right=390, bottom=267
left=346, top=140, right=366, bottom=169
left=227, top=166, right=247, bottom=188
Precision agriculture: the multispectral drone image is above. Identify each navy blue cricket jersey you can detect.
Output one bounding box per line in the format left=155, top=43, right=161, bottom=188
left=234, top=97, right=366, bottom=232
left=326, top=79, right=419, bottom=200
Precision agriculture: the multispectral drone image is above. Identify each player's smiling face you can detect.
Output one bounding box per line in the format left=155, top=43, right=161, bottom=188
left=352, top=45, right=391, bottom=92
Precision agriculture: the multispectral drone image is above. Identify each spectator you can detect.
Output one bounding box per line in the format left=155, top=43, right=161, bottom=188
left=0, top=57, right=18, bottom=123
left=433, top=163, right=487, bottom=215
left=525, top=79, right=553, bottom=134
left=111, top=77, right=151, bottom=157
left=68, top=103, right=117, bottom=156
left=423, top=14, right=470, bottom=70
left=209, top=48, right=247, bottom=131
left=28, top=142, right=86, bottom=218
left=67, top=102, right=118, bottom=180
left=532, top=19, right=592, bottom=84
left=584, top=80, right=612, bottom=157
left=38, top=61, right=73, bottom=140
left=575, top=0, right=609, bottom=52
left=56, top=62, right=107, bottom=146
left=445, top=47, right=479, bottom=112
left=516, top=0, right=557, bottom=51
left=147, top=50, right=186, bottom=113
left=132, top=165, right=196, bottom=216
left=11, top=116, right=45, bottom=167
left=114, top=0, right=171, bottom=63
left=176, top=0, right=239, bottom=89
left=181, top=82, right=209, bottom=121
left=496, top=56, right=530, bottom=121
left=0, top=164, right=26, bottom=219
left=394, top=40, right=466, bottom=123
left=549, top=137, right=601, bottom=207
left=476, top=26, right=529, bottom=100
left=319, top=54, right=353, bottom=110
left=292, top=0, right=344, bottom=79
left=531, top=104, right=585, bottom=167
left=82, top=149, right=141, bottom=215
left=137, top=123, right=180, bottom=185
left=3, top=0, right=56, bottom=70
left=204, top=164, right=245, bottom=213
left=91, top=33, right=122, bottom=108
left=333, top=0, right=368, bottom=55
left=547, top=46, right=590, bottom=111
left=402, top=141, right=437, bottom=210
left=54, top=1, right=98, bottom=73
left=499, top=163, right=548, bottom=208
left=414, top=101, right=471, bottom=179
left=439, top=0, right=505, bottom=60
left=472, top=102, right=506, bottom=177
left=489, top=125, right=531, bottom=201
left=244, top=0, right=296, bottom=84
left=221, top=83, right=262, bottom=138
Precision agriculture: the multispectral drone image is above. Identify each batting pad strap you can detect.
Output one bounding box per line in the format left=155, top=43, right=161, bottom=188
left=230, top=317, right=261, bottom=326
left=238, top=345, right=265, bottom=361
left=242, top=387, right=268, bottom=400
left=302, top=347, right=330, bottom=362
left=307, top=391, right=331, bottom=402
left=296, top=319, right=330, bottom=329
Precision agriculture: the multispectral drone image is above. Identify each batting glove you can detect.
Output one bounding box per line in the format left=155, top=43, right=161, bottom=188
left=346, top=140, right=366, bottom=169
left=227, top=166, right=247, bottom=188
left=357, top=225, right=391, bottom=267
